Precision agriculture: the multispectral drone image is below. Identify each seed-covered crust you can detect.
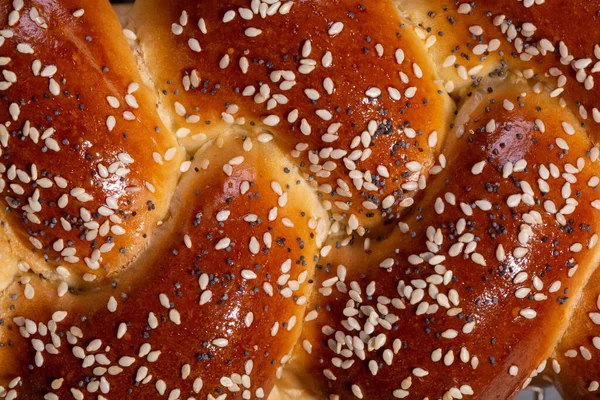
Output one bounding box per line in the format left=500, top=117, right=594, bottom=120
left=1, top=1, right=600, bottom=399
left=293, top=77, right=600, bottom=399
left=0, top=133, right=328, bottom=399
left=0, top=0, right=182, bottom=284
left=129, top=0, right=455, bottom=234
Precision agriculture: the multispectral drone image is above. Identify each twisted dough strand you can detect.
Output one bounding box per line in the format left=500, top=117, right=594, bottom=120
left=1, top=0, right=600, bottom=399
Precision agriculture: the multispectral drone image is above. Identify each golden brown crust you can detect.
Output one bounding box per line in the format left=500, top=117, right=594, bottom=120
left=549, top=283, right=600, bottom=399
left=1, top=0, right=600, bottom=399
left=0, top=133, right=328, bottom=399
left=393, top=2, right=600, bottom=398
left=291, top=77, right=600, bottom=399
left=129, top=0, right=455, bottom=234
left=397, top=0, right=600, bottom=122
left=0, top=0, right=182, bottom=282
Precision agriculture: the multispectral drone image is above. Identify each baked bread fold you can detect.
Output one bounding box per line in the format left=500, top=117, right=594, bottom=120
left=1, top=1, right=600, bottom=399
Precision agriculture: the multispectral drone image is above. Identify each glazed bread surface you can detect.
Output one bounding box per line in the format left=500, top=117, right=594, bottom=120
left=1, top=0, right=600, bottom=399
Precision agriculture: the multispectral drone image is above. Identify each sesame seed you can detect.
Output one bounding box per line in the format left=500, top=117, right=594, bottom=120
left=213, top=338, right=229, bottom=347
left=328, top=22, right=344, bottom=36
left=245, top=27, right=262, bottom=37
left=188, top=38, right=201, bottom=52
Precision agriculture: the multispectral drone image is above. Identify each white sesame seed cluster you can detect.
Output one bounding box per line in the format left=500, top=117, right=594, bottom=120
left=0, top=0, right=600, bottom=399
left=0, top=0, right=183, bottom=287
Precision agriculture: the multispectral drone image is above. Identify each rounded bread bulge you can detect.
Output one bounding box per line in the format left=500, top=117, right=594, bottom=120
left=289, top=76, right=600, bottom=399
left=128, top=0, right=455, bottom=236
left=0, top=131, right=328, bottom=399
left=1, top=0, right=600, bottom=400
left=0, top=0, right=182, bottom=286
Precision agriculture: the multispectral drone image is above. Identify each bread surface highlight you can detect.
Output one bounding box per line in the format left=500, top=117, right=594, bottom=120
left=1, top=0, right=600, bottom=399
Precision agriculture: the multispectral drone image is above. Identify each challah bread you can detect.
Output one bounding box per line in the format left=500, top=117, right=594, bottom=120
left=1, top=0, right=600, bottom=399
left=0, top=131, right=328, bottom=398
left=127, top=0, right=455, bottom=235
left=0, top=0, right=182, bottom=286
left=549, top=269, right=600, bottom=398
left=398, top=0, right=600, bottom=118
left=395, top=0, right=508, bottom=98
left=289, top=74, right=600, bottom=399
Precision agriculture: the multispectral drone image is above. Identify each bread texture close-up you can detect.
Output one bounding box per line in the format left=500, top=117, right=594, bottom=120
left=0, top=0, right=599, bottom=399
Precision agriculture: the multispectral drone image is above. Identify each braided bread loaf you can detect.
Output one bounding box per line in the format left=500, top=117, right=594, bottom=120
left=0, top=0, right=599, bottom=399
